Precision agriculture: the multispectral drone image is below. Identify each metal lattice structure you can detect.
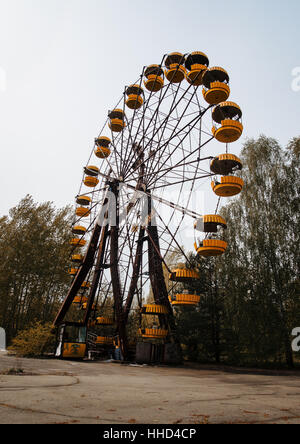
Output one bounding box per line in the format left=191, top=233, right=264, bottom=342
left=53, top=51, right=244, bottom=362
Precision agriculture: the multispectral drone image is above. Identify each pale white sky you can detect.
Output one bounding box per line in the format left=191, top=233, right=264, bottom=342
left=0, top=0, right=299, bottom=217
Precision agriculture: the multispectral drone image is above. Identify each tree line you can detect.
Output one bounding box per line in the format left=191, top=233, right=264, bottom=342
left=176, top=135, right=300, bottom=367
left=0, top=196, right=72, bottom=343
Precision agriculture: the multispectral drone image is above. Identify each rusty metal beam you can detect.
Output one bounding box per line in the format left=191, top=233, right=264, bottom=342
left=146, top=195, right=182, bottom=358
left=109, top=181, right=129, bottom=361
left=123, top=226, right=145, bottom=325
left=83, top=223, right=110, bottom=326
left=53, top=196, right=109, bottom=327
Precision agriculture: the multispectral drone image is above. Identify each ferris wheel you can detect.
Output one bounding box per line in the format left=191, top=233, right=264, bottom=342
left=54, top=51, right=244, bottom=362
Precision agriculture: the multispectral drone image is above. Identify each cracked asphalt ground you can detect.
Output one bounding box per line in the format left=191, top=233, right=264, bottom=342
left=0, top=352, right=300, bottom=424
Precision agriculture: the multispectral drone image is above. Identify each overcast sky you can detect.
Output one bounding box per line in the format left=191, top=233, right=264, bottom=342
left=0, top=0, right=299, bottom=218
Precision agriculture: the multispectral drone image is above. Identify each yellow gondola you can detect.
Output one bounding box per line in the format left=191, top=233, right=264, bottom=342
left=70, top=238, right=86, bottom=247
left=195, top=239, right=228, bottom=257
left=72, top=226, right=87, bottom=236
left=185, top=51, right=209, bottom=86
left=95, top=136, right=111, bottom=147
left=210, top=154, right=243, bottom=176
left=194, top=215, right=227, bottom=233
left=81, top=281, right=91, bottom=289
left=202, top=67, right=230, bottom=105
left=84, top=176, right=99, bottom=188
left=96, top=317, right=114, bottom=326
left=68, top=268, right=79, bottom=276
left=73, top=296, right=88, bottom=305
left=211, top=176, right=244, bottom=197
left=76, top=207, right=91, bottom=218
left=144, top=65, right=164, bottom=92
left=212, top=101, right=243, bottom=143
left=84, top=165, right=100, bottom=177
left=165, top=52, right=186, bottom=83
left=108, top=109, right=126, bottom=133
left=95, top=136, right=111, bottom=158
left=76, top=195, right=92, bottom=206
left=170, top=294, right=201, bottom=306
left=71, top=254, right=84, bottom=263
left=169, top=266, right=200, bottom=282
left=126, top=84, right=144, bottom=110
left=95, top=146, right=111, bottom=159
left=139, top=328, right=168, bottom=339
left=141, top=304, right=169, bottom=315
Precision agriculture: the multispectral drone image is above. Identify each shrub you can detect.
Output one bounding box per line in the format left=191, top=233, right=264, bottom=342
left=8, top=322, right=56, bottom=357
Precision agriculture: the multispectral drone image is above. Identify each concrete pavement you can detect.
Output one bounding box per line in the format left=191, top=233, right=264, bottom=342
left=0, top=353, right=300, bottom=424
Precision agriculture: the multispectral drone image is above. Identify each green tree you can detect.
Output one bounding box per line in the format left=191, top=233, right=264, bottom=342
left=175, top=136, right=300, bottom=368
left=220, top=135, right=300, bottom=367
left=175, top=255, right=225, bottom=364
left=0, top=195, right=73, bottom=343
